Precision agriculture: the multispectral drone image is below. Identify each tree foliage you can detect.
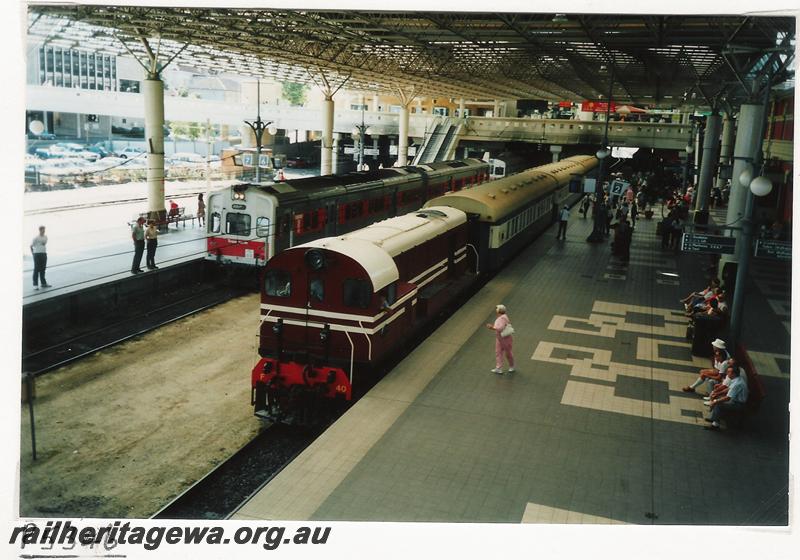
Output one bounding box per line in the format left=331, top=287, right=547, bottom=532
left=281, top=82, right=308, bottom=106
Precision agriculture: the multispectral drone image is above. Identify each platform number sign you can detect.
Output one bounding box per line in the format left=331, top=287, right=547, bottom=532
left=609, top=179, right=628, bottom=197
left=242, top=153, right=254, bottom=167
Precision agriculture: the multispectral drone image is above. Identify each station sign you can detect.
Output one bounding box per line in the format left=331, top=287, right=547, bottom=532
left=582, top=177, right=597, bottom=193
left=242, top=153, right=254, bottom=167
left=681, top=233, right=737, bottom=255
left=343, top=147, right=380, bottom=156
left=755, top=239, right=791, bottom=261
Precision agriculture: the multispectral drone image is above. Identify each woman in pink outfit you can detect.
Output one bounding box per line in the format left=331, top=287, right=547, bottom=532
left=486, top=304, right=515, bottom=374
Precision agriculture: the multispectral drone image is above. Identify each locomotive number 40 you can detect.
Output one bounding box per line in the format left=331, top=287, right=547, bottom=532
left=335, top=385, right=348, bottom=393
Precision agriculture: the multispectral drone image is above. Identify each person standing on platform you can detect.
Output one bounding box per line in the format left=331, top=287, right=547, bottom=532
left=486, top=304, right=515, bottom=375
left=197, top=193, right=206, bottom=227
left=30, top=225, right=51, bottom=289
left=145, top=220, right=159, bottom=270
left=556, top=205, right=570, bottom=240
left=131, top=217, right=145, bottom=274
left=580, top=195, right=591, bottom=218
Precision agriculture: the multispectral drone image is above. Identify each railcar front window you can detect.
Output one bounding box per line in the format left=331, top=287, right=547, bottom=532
left=343, top=279, right=371, bottom=309
left=265, top=270, right=291, bottom=297
left=210, top=212, right=221, bottom=233
left=226, top=212, right=251, bottom=236
left=256, top=217, right=270, bottom=237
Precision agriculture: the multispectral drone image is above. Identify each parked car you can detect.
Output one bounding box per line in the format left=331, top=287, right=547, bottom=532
left=116, top=147, right=146, bottom=159
left=285, top=156, right=310, bottom=168
left=169, top=152, right=206, bottom=165
left=86, top=144, right=113, bottom=158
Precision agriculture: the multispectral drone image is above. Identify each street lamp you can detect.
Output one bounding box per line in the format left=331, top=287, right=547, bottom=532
left=243, top=80, right=277, bottom=183
left=351, top=108, right=373, bottom=171
left=728, top=166, right=773, bottom=347
left=586, top=146, right=610, bottom=242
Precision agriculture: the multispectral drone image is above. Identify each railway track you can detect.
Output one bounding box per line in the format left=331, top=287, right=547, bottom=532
left=22, top=285, right=248, bottom=376
left=152, top=424, right=319, bottom=520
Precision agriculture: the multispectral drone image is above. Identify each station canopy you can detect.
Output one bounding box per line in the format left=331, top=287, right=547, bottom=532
left=27, top=6, right=795, bottom=107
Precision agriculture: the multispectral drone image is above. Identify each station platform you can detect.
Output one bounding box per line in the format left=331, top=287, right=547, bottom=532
left=20, top=169, right=317, bottom=303
left=21, top=181, right=212, bottom=303
left=233, top=204, right=791, bottom=525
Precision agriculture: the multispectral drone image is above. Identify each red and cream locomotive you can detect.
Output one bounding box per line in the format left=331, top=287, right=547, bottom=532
left=251, top=155, right=598, bottom=423
left=205, top=159, right=489, bottom=267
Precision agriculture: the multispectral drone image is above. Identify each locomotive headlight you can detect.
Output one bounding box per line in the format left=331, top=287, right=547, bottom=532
left=272, top=318, right=283, bottom=335
left=305, top=249, right=326, bottom=271
left=320, top=323, right=330, bottom=342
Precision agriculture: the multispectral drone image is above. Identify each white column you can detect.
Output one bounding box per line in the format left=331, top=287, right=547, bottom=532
left=143, top=77, right=165, bottom=218
left=371, top=94, right=379, bottom=112
left=694, top=113, right=722, bottom=213
left=716, top=113, right=735, bottom=190
left=493, top=100, right=500, bottom=118
left=724, top=103, right=765, bottom=254
left=320, top=97, right=334, bottom=176
left=459, top=98, right=465, bottom=118
left=398, top=105, right=410, bottom=166
left=550, top=145, right=562, bottom=163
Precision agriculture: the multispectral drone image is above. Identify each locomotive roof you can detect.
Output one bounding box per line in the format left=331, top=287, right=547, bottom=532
left=424, top=155, right=597, bottom=222
left=297, top=206, right=466, bottom=292
left=299, top=238, right=399, bottom=292
left=343, top=206, right=466, bottom=257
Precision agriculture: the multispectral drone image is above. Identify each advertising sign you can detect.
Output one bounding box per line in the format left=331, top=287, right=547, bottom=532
left=580, top=101, right=618, bottom=113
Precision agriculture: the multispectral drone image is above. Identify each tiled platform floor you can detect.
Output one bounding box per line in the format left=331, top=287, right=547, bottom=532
left=234, top=203, right=790, bottom=525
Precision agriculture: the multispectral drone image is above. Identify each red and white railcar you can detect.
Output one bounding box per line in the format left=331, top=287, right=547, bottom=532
left=205, top=159, right=488, bottom=267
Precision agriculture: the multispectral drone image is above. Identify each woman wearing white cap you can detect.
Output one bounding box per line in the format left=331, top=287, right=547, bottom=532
left=486, top=304, right=515, bottom=374
left=682, top=338, right=730, bottom=393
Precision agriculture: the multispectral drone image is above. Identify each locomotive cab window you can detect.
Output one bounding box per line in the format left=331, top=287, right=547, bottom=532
left=210, top=212, right=221, bottom=233
left=343, top=279, right=372, bottom=309
left=265, top=269, right=291, bottom=297
left=226, top=212, right=251, bottom=236
left=309, top=278, right=324, bottom=302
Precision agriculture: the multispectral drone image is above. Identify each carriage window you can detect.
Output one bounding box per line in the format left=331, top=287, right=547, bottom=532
left=343, top=279, right=372, bottom=309
left=256, top=217, right=270, bottom=237
left=210, top=212, right=221, bottom=233
left=310, top=278, right=324, bottom=302
left=265, top=270, right=291, bottom=297
left=226, top=212, right=251, bottom=236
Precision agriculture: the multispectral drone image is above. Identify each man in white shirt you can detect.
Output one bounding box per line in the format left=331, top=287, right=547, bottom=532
left=556, top=205, right=570, bottom=240
left=30, top=225, right=51, bottom=289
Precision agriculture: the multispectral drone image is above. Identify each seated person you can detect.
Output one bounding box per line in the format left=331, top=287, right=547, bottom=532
left=689, top=297, right=721, bottom=320
left=702, top=358, right=738, bottom=405
left=705, top=364, right=749, bottom=430
left=682, top=339, right=730, bottom=394
left=168, top=200, right=179, bottom=218
left=681, top=278, right=720, bottom=310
